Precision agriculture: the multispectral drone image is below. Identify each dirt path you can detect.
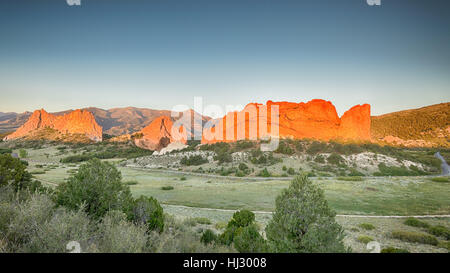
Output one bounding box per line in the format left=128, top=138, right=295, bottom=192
left=162, top=204, right=450, bottom=218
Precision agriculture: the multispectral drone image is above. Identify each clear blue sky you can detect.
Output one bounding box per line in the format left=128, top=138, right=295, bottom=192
left=1, top=0, right=449, bottom=116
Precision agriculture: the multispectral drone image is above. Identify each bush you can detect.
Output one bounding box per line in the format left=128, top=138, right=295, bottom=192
left=265, top=175, right=348, bottom=253
left=427, top=225, right=450, bottom=240
left=0, top=154, right=33, bottom=191
left=97, top=210, right=148, bottom=253
left=275, top=141, right=294, bottom=155
left=358, top=223, right=376, bottom=230
left=200, top=229, right=217, bottom=245
left=381, top=247, right=410, bottom=253
left=233, top=224, right=267, bottom=253
left=314, top=155, right=325, bottom=163
left=129, top=196, right=164, bottom=233
left=180, top=155, right=208, bottom=166
left=357, top=235, right=374, bottom=244
left=327, top=153, right=344, bottom=165
left=287, top=167, right=295, bottom=175
left=22, top=207, right=94, bottom=253
left=391, top=230, right=438, bottom=246
left=258, top=168, right=271, bottom=177
left=161, top=186, right=174, bottom=191
left=228, top=210, right=255, bottom=228
left=403, top=217, right=430, bottom=228
left=54, top=159, right=134, bottom=219
left=19, top=149, right=28, bottom=158
left=238, top=163, right=249, bottom=171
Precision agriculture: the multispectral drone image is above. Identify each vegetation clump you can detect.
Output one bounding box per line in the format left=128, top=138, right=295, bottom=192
left=403, top=218, right=430, bottom=228
left=358, top=223, right=376, bottom=230
left=180, top=155, right=208, bottom=166
left=391, top=230, right=438, bottom=246
left=265, top=175, right=348, bottom=253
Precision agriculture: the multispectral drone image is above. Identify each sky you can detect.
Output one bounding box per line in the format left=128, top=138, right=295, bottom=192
left=0, top=0, right=449, bottom=117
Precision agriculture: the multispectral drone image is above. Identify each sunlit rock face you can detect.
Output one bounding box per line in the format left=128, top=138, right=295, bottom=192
left=132, top=116, right=187, bottom=151
left=3, top=109, right=103, bottom=142
left=201, top=99, right=371, bottom=144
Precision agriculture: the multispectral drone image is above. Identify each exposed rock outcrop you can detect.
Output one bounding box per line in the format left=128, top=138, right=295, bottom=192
left=3, top=109, right=102, bottom=142
left=131, top=116, right=187, bottom=151
left=202, top=99, right=371, bottom=144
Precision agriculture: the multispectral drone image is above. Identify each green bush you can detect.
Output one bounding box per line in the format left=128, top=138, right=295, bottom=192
left=381, top=247, right=410, bottom=253
left=238, top=163, right=249, bottom=171
left=427, top=225, right=450, bottom=240
left=180, top=155, right=208, bottom=166
left=233, top=224, right=267, bottom=253
left=275, top=141, right=294, bottom=155
left=314, top=155, right=325, bottom=163
left=358, top=223, right=376, bottom=230
left=180, top=176, right=187, bottom=181
left=287, top=167, right=295, bottom=175
left=129, top=196, right=164, bottom=233
left=403, top=217, right=430, bottom=228
left=161, top=186, right=174, bottom=191
left=19, top=149, right=28, bottom=158
left=258, top=168, right=271, bottom=177
left=54, top=159, right=134, bottom=219
left=200, top=229, right=217, bottom=245
left=0, top=154, right=33, bottom=191
left=228, top=210, right=255, bottom=228
left=327, top=153, right=344, bottom=165
left=357, top=235, right=374, bottom=244
left=391, top=230, right=438, bottom=246
left=265, top=175, right=348, bottom=253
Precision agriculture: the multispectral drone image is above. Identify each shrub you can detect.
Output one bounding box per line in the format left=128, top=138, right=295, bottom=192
left=381, top=247, right=410, bottom=253
left=201, top=229, right=217, bottom=245
left=228, top=210, right=255, bottom=228
left=358, top=223, right=376, bottom=230
left=427, top=225, right=450, bottom=240
left=214, top=150, right=232, bottom=164
left=258, top=168, right=271, bottom=177
left=233, top=224, right=267, bottom=253
left=327, top=153, right=344, bottom=165
left=0, top=154, right=33, bottom=191
left=314, top=155, right=325, bottom=164
left=265, top=175, right=348, bottom=253
left=391, top=231, right=438, bottom=246
left=238, top=163, right=249, bottom=171
left=22, top=207, right=93, bottom=253
left=54, top=159, right=134, bottom=219
left=123, top=181, right=138, bottom=185
left=306, top=141, right=327, bottom=155
left=287, top=167, right=295, bottom=175
left=357, top=235, right=374, bottom=244
left=161, top=186, right=174, bottom=191
left=19, top=149, right=28, bottom=158
left=6, top=194, right=55, bottom=250
left=96, top=210, right=148, bottom=253
left=403, top=217, right=430, bottom=228
left=275, top=142, right=294, bottom=155
left=129, top=196, right=164, bottom=233
left=180, top=155, right=208, bottom=166
left=180, top=176, right=187, bottom=181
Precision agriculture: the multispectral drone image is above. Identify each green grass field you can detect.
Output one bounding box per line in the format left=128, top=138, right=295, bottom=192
left=31, top=164, right=450, bottom=216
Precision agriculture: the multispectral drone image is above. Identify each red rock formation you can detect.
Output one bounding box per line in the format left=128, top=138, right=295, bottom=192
left=4, top=109, right=102, bottom=142
left=133, top=116, right=187, bottom=150
left=202, top=99, right=371, bottom=144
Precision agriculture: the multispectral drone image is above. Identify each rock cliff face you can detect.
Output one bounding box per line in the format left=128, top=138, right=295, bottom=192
left=3, top=109, right=102, bottom=142
left=132, top=116, right=187, bottom=151
left=202, top=99, right=371, bottom=144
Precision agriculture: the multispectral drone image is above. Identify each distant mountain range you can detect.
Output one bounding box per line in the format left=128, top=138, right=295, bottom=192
left=0, top=107, right=210, bottom=137
left=1, top=102, right=449, bottom=148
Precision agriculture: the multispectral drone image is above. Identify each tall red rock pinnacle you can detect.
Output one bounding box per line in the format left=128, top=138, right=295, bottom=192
left=133, top=116, right=187, bottom=150
left=4, top=109, right=102, bottom=142
left=202, top=99, right=371, bottom=144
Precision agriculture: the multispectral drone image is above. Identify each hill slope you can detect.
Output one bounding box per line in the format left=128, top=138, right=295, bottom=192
left=371, top=102, right=450, bottom=147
